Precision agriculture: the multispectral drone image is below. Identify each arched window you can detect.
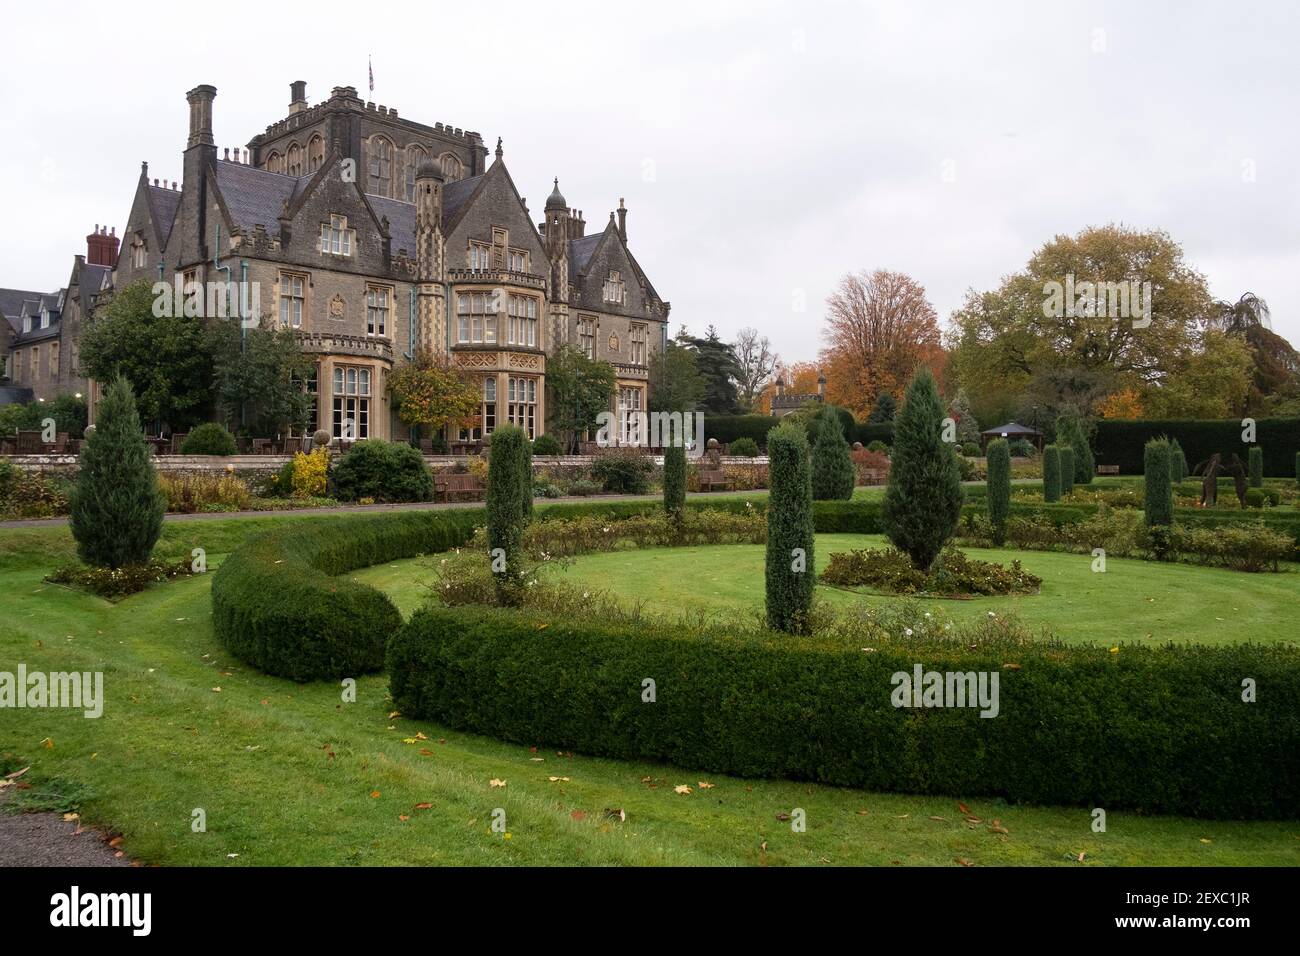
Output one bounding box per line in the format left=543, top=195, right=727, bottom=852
left=405, top=145, right=427, bottom=201
left=368, top=137, right=393, bottom=197
left=286, top=143, right=302, bottom=176
left=440, top=153, right=462, bottom=182
left=307, top=135, right=324, bottom=172
left=266, top=151, right=282, bottom=173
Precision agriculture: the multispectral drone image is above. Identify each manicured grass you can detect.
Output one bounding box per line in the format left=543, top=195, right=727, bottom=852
left=3, top=514, right=1298, bottom=866
left=358, top=535, right=1300, bottom=646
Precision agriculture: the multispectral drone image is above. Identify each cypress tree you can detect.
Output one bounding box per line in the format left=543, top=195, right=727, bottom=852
left=1248, top=446, right=1263, bottom=488
left=867, top=392, right=896, bottom=424
left=1059, top=446, right=1075, bottom=497
left=1170, top=438, right=1188, bottom=482
left=1042, top=444, right=1062, bottom=503
left=986, top=438, right=1011, bottom=546
left=486, top=424, right=529, bottom=603
left=663, top=444, right=686, bottom=522
left=1056, top=412, right=1095, bottom=485
left=810, top=409, right=855, bottom=500
left=1144, top=438, right=1174, bottom=527
left=68, top=375, right=165, bottom=569
left=880, top=368, right=964, bottom=571
left=765, top=422, right=815, bottom=634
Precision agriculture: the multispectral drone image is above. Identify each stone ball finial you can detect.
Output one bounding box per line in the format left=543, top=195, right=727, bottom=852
left=706, top=438, right=719, bottom=450
left=312, top=429, right=332, bottom=448
left=84, top=424, right=97, bottom=440
left=852, top=441, right=863, bottom=450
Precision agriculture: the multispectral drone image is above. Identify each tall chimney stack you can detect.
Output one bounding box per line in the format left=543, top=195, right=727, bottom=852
left=289, top=80, right=307, bottom=114
left=617, top=198, right=627, bottom=242
left=186, top=84, right=217, bottom=148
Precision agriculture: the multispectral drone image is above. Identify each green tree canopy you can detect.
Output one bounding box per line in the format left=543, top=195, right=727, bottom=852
left=210, top=319, right=313, bottom=437
left=545, top=344, right=617, bottom=453
left=648, top=339, right=706, bottom=414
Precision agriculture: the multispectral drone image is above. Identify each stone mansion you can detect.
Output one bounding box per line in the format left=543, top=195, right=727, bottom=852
left=5, top=80, right=671, bottom=444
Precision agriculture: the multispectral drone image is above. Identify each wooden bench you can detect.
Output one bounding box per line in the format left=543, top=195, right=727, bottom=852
left=1096, top=465, right=1121, bottom=475
left=434, top=472, right=486, bottom=502
left=697, top=468, right=735, bottom=492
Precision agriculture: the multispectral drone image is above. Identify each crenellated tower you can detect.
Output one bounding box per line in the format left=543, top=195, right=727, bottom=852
left=543, top=178, right=570, bottom=346
left=414, top=159, right=447, bottom=353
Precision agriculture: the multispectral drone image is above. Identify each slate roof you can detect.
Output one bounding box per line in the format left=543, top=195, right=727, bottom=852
left=981, top=422, right=1041, bottom=436
left=147, top=184, right=182, bottom=245
left=215, top=160, right=299, bottom=237
left=368, top=194, right=417, bottom=257
left=568, top=234, right=603, bottom=276
left=0, top=288, right=47, bottom=324
left=441, top=174, right=483, bottom=224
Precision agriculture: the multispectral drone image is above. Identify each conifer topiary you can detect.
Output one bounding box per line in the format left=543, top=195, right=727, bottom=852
left=486, top=425, right=529, bottom=603
left=69, top=375, right=165, bottom=568
left=765, top=422, right=815, bottom=634
left=663, top=444, right=686, bottom=521
left=1248, top=446, right=1263, bottom=488
left=1055, top=411, right=1095, bottom=485
left=810, top=409, right=855, bottom=500
left=1042, top=444, right=1062, bottom=503
left=986, top=438, right=1011, bottom=545
left=880, top=368, right=964, bottom=571
left=1144, top=438, right=1174, bottom=528
left=1059, top=447, right=1076, bottom=497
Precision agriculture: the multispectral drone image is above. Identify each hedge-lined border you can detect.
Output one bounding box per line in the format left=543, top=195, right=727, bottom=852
left=388, top=606, right=1300, bottom=820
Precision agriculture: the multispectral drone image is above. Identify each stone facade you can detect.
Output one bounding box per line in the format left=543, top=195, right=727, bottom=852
left=99, top=80, right=672, bottom=444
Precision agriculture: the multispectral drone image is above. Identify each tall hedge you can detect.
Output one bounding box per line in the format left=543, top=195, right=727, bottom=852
left=810, top=409, right=855, bottom=500
left=388, top=605, right=1300, bottom=820
left=1144, top=438, right=1174, bottom=528
left=1042, top=444, right=1062, bottom=503
left=68, top=375, right=165, bottom=569
left=486, top=425, right=530, bottom=601
left=881, top=368, right=963, bottom=571
left=1170, top=438, right=1188, bottom=482
left=1248, top=446, right=1263, bottom=488
left=1059, top=447, right=1076, bottom=497
left=765, top=422, right=815, bottom=634
left=663, top=444, right=686, bottom=519
left=1092, top=418, right=1300, bottom=475
left=1056, top=412, right=1094, bottom=485
left=985, top=438, right=1011, bottom=545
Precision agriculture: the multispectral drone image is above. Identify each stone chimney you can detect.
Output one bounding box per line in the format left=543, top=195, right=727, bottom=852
left=289, top=80, right=307, bottom=114
left=86, top=225, right=119, bottom=267
left=617, top=198, right=627, bottom=242
left=186, top=84, right=216, bottom=148
left=817, top=375, right=826, bottom=398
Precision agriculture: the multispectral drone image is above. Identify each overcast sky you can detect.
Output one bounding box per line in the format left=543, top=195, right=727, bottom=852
left=2, top=0, right=1297, bottom=364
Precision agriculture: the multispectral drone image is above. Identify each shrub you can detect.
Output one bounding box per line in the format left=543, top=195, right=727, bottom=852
left=881, top=369, right=963, bottom=571
left=1059, top=447, right=1075, bottom=496
left=180, top=422, right=238, bottom=456
left=702, top=414, right=778, bottom=449
left=1009, top=438, right=1034, bottom=457
left=959, top=442, right=981, bottom=457
left=158, top=473, right=252, bottom=513
left=591, top=447, right=652, bottom=494
left=567, top=479, right=600, bottom=496
left=985, top=438, right=1011, bottom=545
left=45, top=559, right=194, bottom=599
left=291, top=447, right=329, bottom=498
left=1248, top=446, right=1263, bottom=488
left=729, top=436, right=759, bottom=457
left=1245, top=487, right=1266, bottom=509
left=387, top=605, right=1300, bottom=820
left=1170, top=438, right=1188, bottom=482
left=0, top=459, right=14, bottom=502
left=663, top=444, right=686, bottom=519
left=867, top=440, right=888, bottom=454
left=331, top=440, right=434, bottom=503
left=487, top=424, right=529, bottom=601
left=1143, top=438, right=1174, bottom=528
left=1092, top=418, right=1300, bottom=475
left=765, top=422, right=815, bottom=633
left=68, top=376, right=165, bottom=569
left=811, top=410, right=855, bottom=501
left=821, top=546, right=1041, bottom=595
left=0, top=469, right=71, bottom=519
left=1042, top=445, right=1062, bottom=503
left=1056, top=411, right=1095, bottom=485
left=532, top=433, right=563, bottom=456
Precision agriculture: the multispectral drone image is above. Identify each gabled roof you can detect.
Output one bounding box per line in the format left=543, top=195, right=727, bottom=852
left=441, top=174, right=484, bottom=225
left=981, top=422, right=1041, bottom=436
left=569, top=234, right=603, bottom=276
left=146, top=183, right=182, bottom=246
left=0, top=288, right=48, bottom=322
left=214, top=160, right=300, bottom=237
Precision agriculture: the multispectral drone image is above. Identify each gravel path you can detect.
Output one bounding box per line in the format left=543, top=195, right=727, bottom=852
left=0, top=790, right=132, bottom=867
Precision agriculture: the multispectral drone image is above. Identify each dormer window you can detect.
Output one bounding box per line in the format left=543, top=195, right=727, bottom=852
left=508, top=250, right=527, bottom=273
left=320, top=215, right=354, bottom=256
left=468, top=243, right=491, bottom=271
left=603, top=270, right=627, bottom=306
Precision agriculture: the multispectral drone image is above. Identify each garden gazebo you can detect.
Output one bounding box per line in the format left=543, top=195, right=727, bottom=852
left=980, top=422, right=1043, bottom=453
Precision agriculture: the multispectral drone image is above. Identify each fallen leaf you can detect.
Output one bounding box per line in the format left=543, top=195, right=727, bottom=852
left=489, top=779, right=506, bottom=788
left=698, top=781, right=715, bottom=789
left=570, top=809, right=586, bottom=822
left=413, top=802, right=433, bottom=810
left=929, top=815, right=948, bottom=821
left=4, top=767, right=29, bottom=780
left=1076, top=852, right=1086, bottom=862
left=603, top=808, right=626, bottom=822
left=370, top=791, right=381, bottom=798
left=957, top=802, right=970, bottom=814
left=956, top=858, right=974, bottom=867
left=675, top=785, right=692, bottom=795
left=108, top=837, right=123, bottom=848
left=1199, top=838, right=1212, bottom=844
left=856, top=809, right=869, bottom=816
left=775, top=811, right=790, bottom=821
left=419, top=748, right=435, bottom=756
left=388, top=711, right=401, bottom=719
left=547, top=776, right=570, bottom=782
left=62, top=812, right=79, bottom=822
left=41, top=738, right=53, bottom=749
left=398, top=814, right=411, bottom=822
left=414, top=732, right=428, bottom=741
left=211, top=687, right=221, bottom=693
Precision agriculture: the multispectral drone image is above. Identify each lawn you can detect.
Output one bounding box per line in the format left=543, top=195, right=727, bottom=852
left=3, top=513, right=1299, bottom=866
left=355, top=534, right=1300, bottom=646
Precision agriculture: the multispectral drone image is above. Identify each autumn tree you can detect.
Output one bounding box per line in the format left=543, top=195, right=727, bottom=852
left=388, top=350, right=482, bottom=443
left=819, top=270, right=945, bottom=420
left=1097, top=387, right=1143, bottom=420
left=946, top=225, right=1215, bottom=424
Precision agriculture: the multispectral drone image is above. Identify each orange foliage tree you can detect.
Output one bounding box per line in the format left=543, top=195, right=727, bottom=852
left=818, top=270, right=946, bottom=419
left=1097, top=387, right=1144, bottom=419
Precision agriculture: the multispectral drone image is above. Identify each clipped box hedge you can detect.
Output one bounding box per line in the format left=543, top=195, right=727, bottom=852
left=388, top=605, right=1300, bottom=820
left=1093, top=418, right=1300, bottom=476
